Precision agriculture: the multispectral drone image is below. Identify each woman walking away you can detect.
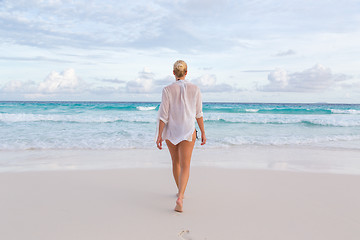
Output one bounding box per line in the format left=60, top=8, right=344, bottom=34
left=156, top=60, right=206, bottom=212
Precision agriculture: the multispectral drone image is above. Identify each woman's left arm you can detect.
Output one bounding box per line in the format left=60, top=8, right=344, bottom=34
left=196, top=117, right=206, bottom=145
left=195, top=88, right=206, bottom=145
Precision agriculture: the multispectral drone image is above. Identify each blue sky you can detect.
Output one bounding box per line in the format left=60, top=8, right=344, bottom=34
left=1, top=0, right=360, bottom=103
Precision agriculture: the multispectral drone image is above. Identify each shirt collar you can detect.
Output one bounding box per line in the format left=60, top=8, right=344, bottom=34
left=176, top=79, right=187, bottom=83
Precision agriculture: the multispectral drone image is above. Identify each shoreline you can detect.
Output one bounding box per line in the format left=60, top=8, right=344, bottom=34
left=1, top=167, right=360, bottom=239
left=1, top=145, right=360, bottom=175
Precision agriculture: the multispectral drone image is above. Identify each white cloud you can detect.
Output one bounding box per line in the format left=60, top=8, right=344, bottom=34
left=100, top=79, right=126, bottom=84
left=260, top=64, right=351, bottom=92
left=126, top=68, right=157, bottom=93
left=0, top=0, right=168, bottom=49
left=2, top=0, right=357, bottom=52
left=1, top=67, right=171, bottom=98
left=1, top=68, right=83, bottom=97
left=340, top=81, right=360, bottom=90
left=0, top=56, right=73, bottom=63
left=87, top=86, right=123, bottom=95
left=1, top=79, right=36, bottom=93
left=125, top=68, right=176, bottom=93
left=125, top=70, right=236, bottom=94
left=39, top=69, right=80, bottom=93
left=192, top=74, right=236, bottom=92
left=275, top=49, right=296, bottom=57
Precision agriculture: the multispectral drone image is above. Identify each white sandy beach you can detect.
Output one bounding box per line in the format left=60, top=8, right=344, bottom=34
left=1, top=147, right=360, bottom=240
left=1, top=146, right=360, bottom=174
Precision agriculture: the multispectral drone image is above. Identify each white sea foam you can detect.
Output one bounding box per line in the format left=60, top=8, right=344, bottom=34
left=2, top=132, right=359, bottom=151
left=330, top=109, right=360, bottom=114
left=137, top=106, right=157, bottom=111
left=245, top=109, right=259, bottom=113
left=0, top=113, right=156, bottom=123
left=204, top=113, right=360, bottom=127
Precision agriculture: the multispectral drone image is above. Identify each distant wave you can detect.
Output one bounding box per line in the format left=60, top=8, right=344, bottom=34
left=202, top=105, right=360, bottom=115
left=257, top=108, right=333, bottom=115
left=136, top=106, right=157, bottom=111
left=91, top=104, right=159, bottom=111
left=245, top=109, right=259, bottom=113
left=0, top=113, right=155, bottom=123
left=204, top=117, right=360, bottom=127
left=2, top=112, right=360, bottom=127
left=300, top=120, right=360, bottom=127
left=330, top=109, right=360, bottom=114
left=203, top=107, right=334, bottom=115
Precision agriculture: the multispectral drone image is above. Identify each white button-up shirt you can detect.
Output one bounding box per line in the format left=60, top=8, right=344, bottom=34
left=157, top=79, right=203, bottom=145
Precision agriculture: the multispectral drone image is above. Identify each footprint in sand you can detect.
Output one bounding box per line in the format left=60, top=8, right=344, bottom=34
left=178, top=230, right=192, bottom=240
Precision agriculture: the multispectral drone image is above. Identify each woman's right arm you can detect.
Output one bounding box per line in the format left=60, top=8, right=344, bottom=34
left=156, top=88, right=169, bottom=150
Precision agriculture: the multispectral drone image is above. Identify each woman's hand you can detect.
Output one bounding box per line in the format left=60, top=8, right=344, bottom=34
left=157, top=120, right=165, bottom=150
left=156, top=136, right=163, bottom=150
left=201, top=133, right=206, bottom=145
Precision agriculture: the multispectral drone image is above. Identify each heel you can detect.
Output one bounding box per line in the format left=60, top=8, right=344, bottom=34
left=174, top=198, right=183, bottom=212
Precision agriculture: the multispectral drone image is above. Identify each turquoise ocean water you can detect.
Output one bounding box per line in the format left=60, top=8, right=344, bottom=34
left=1, top=101, right=360, bottom=150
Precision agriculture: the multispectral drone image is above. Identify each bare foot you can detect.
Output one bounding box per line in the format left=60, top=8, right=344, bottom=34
left=174, top=198, right=183, bottom=212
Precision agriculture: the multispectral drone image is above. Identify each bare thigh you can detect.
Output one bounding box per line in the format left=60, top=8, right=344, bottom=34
left=166, top=131, right=196, bottom=163
left=166, top=139, right=179, bottom=164
left=177, top=131, right=196, bottom=164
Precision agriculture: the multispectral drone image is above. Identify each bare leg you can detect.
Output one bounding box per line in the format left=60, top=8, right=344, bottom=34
left=166, top=140, right=180, bottom=190
left=175, top=131, right=196, bottom=212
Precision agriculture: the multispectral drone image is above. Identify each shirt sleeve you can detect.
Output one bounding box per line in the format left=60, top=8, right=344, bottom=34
left=158, top=88, right=170, bottom=124
left=195, top=88, right=203, bottom=119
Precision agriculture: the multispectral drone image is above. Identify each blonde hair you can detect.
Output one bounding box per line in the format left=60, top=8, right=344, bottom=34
left=173, top=60, right=187, bottom=78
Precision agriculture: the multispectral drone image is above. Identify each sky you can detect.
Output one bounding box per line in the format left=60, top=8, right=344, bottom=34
left=1, top=0, right=360, bottom=103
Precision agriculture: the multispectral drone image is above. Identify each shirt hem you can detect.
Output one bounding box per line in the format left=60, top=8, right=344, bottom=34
left=164, top=130, right=195, bottom=145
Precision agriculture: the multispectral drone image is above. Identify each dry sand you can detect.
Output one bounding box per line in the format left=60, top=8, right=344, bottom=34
left=1, top=167, right=360, bottom=240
